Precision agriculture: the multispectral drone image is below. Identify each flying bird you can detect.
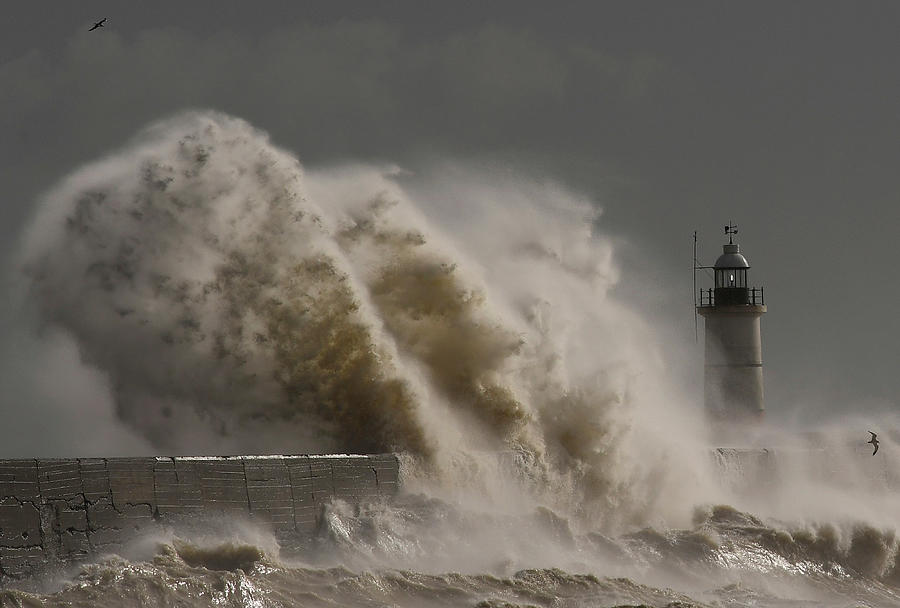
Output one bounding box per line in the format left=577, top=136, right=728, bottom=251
left=868, top=431, right=879, bottom=455
left=88, top=18, right=107, bottom=32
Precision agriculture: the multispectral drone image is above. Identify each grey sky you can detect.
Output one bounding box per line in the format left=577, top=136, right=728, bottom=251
left=2, top=1, right=899, bottom=453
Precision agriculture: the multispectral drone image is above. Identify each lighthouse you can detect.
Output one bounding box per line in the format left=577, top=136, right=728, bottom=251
left=697, top=225, right=766, bottom=424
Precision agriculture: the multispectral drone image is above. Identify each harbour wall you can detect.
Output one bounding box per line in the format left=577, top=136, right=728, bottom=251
left=0, top=454, right=399, bottom=579
left=713, top=446, right=900, bottom=495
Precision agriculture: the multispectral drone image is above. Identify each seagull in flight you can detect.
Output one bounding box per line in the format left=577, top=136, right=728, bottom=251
left=868, top=431, right=879, bottom=455
left=88, top=18, right=107, bottom=32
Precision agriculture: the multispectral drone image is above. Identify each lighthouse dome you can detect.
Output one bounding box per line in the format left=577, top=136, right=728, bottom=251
left=714, top=243, right=750, bottom=269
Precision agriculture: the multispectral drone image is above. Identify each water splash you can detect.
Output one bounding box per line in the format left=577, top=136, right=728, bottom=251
left=21, top=111, right=707, bottom=529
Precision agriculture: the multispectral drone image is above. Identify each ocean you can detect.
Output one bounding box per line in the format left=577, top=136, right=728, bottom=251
left=4, top=111, right=899, bottom=607
left=4, top=483, right=900, bottom=607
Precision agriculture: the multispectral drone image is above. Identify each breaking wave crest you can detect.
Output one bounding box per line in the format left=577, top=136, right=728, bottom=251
left=21, top=111, right=703, bottom=528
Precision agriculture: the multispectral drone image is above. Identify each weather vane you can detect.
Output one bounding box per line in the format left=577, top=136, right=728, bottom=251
left=724, top=222, right=738, bottom=244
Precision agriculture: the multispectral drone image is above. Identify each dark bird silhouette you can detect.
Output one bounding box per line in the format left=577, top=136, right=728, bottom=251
left=868, top=431, right=879, bottom=455
left=88, top=18, right=107, bottom=32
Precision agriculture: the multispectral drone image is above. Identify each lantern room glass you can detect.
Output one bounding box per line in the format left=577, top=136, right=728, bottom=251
left=715, top=268, right=746, bottom=288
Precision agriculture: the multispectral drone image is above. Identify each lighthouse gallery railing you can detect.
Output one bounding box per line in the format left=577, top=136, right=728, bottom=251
left=698, top=287, right=764, bottom=307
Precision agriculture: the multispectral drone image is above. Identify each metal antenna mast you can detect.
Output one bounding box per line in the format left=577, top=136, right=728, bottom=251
left=693, top=230, right=698, bottom=342
left=692, top=230, right=716, bottom=342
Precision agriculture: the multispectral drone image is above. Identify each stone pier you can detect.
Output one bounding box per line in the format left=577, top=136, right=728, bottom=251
left=0, top=454, right=399, bottom=579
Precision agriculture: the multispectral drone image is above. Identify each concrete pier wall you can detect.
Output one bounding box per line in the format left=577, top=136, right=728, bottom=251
left=0, top=454, right=399, bottom=579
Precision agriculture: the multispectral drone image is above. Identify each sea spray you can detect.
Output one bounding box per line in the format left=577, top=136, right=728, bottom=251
left=23, top=113, right=429, bottom=457
left=20, top=111, right=709, bottom=531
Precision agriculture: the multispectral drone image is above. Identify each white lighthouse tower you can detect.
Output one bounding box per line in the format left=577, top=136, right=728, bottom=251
left=697, top=225, right=766, bottom=424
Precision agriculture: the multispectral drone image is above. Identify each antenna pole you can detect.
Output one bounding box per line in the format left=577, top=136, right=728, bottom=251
left=693, top=230, right=698, bottom=342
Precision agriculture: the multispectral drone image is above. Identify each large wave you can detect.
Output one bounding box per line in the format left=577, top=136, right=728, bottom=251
left=20, top=111, right=707, bottom=528
left=13, top=111, right=900, bottom=606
